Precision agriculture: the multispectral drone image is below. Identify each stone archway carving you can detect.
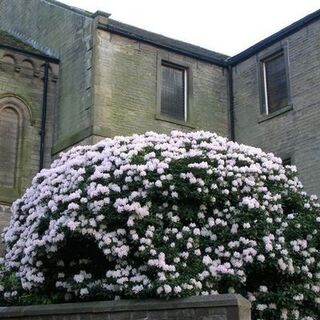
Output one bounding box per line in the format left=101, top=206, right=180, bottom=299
left=0, top=95, right=32, bottom=189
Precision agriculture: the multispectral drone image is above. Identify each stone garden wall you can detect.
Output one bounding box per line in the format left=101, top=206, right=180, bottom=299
left=0, top=294, right=251, bottom=320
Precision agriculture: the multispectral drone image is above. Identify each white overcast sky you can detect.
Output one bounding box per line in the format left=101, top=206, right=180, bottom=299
left=59, top=0, right=319, bottom=56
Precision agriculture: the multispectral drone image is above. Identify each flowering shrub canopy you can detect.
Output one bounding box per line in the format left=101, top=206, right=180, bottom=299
left=0, top=131, right=319, bottom=319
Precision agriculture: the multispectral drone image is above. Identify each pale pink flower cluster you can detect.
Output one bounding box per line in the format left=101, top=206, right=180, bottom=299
left=1, top=131, right=319, bottom=319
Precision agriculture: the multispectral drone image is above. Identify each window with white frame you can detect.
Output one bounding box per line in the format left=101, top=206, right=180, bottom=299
left=261, top=50, right=289, bottom=114
left=160, top=62, right=187, bottom=121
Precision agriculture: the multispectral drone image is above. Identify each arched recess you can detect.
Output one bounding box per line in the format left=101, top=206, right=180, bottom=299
left=1, top=55, right=16, bottom=72
left=0, top=95, right=33, bottom=198
left=21, top=59, right=35, bottom=77
left=0, top=107, right=19, bottom=187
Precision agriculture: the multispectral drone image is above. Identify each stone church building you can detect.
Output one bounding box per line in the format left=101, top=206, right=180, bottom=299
left=0, top=0, right=319, bottom=232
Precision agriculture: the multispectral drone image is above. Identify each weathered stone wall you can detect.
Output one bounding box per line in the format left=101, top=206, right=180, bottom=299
left=0, top=203, right=10, bottom=254
left=92, top=29, right=229, bottom=139
left=233, top=18, right=320, bottom=196
left=0, top=295, right=251, bottom=320
left=0, top=1, right=228, bottom=154
left=0, top=48, right=58, bottom=233
left=0, top=203, right=10, bottom=237
left=0, top=0, right=94, bottom=152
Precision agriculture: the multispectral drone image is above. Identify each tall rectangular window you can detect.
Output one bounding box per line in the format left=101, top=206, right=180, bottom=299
left=262, top=51, right=289, bottom=114
left=161, top=62, right=187, bottom=121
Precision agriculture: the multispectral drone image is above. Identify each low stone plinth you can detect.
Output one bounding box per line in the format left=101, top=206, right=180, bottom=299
left=0, top=294, right=251, bottom=320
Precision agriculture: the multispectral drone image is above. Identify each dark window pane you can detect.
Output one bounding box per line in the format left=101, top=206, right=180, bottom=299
left=265, top=53, right=288, bottom=113
left=282, top=158, right=291, bottom=166
left=161, top=64, right=185, bottom=120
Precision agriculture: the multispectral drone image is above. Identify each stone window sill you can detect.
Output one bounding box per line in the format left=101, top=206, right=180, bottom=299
left=258, top=105, right=293, bottom=123
left=155, top=114, right=196, bottom=129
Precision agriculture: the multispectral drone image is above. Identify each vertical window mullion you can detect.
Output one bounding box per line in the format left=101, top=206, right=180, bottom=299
left=263, top=62, right=269, bottom=115
left=261, top=51, right=288, bottom=115
left=184, top=69, right=187, bottom=122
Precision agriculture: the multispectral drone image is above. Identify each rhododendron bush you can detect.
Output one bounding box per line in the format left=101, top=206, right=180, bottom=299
left=0, top=131, right=319, bottom=319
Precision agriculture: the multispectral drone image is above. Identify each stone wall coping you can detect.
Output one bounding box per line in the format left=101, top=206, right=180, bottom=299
left=0, top=294, right=250, bottom=318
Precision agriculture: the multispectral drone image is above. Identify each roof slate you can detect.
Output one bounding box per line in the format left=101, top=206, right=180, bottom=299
left=2, top=0, right=320, bottom=67
left=0, top=30, right=53, bottom=59
left=102, top=19, right=229, bottom=66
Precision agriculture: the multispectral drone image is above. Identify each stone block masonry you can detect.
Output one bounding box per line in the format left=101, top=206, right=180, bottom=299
left=0, top=203, right=10, bottom=255
left=0, top=47, right=58, bottom=233
left=0, top=294, right=251, bottom=320
left=0, top=203, right=10, bottom=231
left=0, top=0, right=94, bottom=147
left=233, top=18, right=320, bottom=196
left=93, top=29, right=229, bottom=140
